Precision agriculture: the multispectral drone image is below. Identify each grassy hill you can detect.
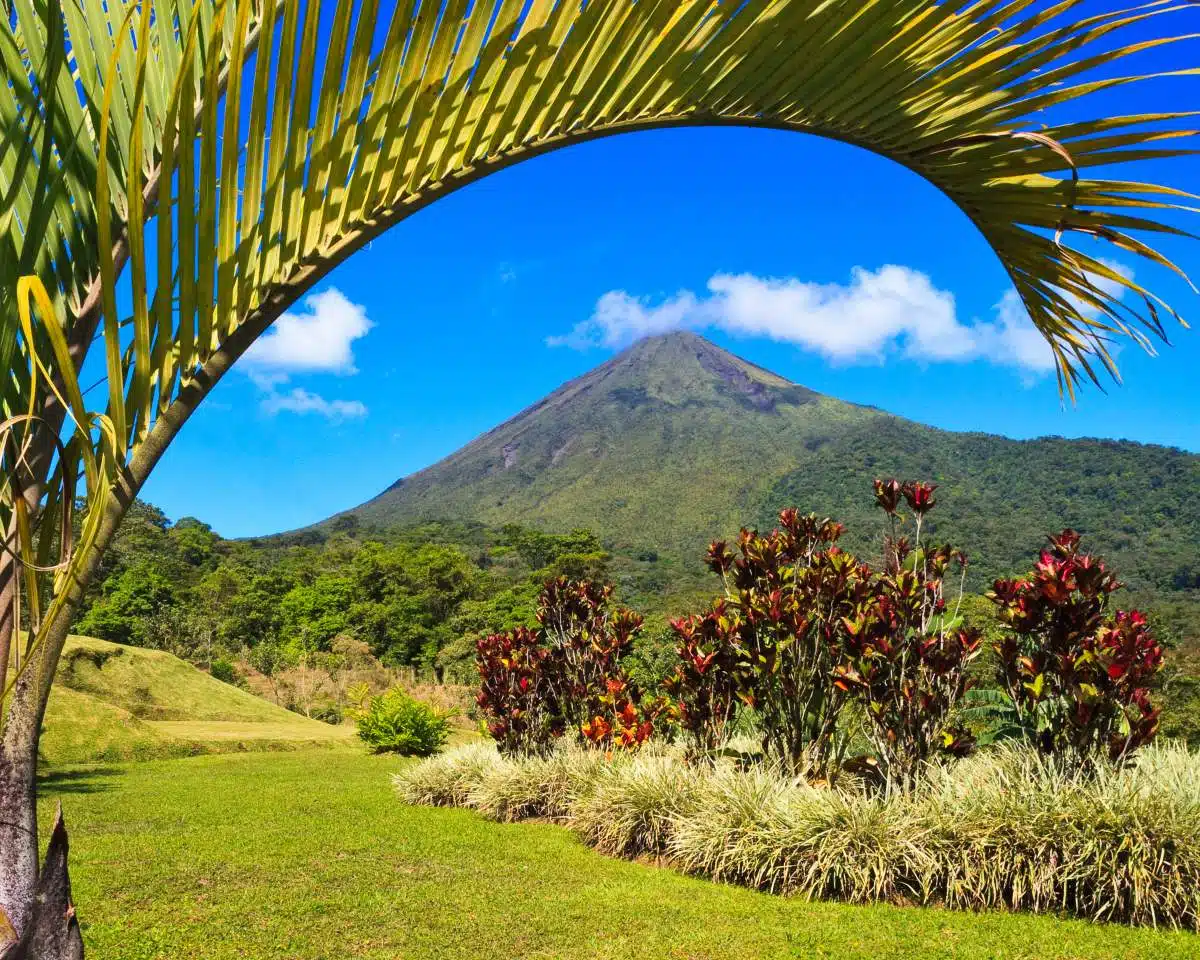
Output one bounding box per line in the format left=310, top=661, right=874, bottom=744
left=342, top=331, right=1200, bottom=634
left=39, top=636, right=352, bottom=764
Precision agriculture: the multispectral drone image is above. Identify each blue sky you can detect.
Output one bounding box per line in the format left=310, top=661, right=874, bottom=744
left=142, top=8, right=1200, bottom=538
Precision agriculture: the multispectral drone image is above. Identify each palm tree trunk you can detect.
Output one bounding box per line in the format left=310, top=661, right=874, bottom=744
left=0, top=606, right=82, bottom=959
left=0, top=321, right=231, bottom=955
left=0, top=473, right=117, bottom=956
left=0, top=714, right=38, bottom=947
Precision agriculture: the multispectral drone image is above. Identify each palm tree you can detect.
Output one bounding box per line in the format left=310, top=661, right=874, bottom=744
left=1, top=0, right=1195, bottom=952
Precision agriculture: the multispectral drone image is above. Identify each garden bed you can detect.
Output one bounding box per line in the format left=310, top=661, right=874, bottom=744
left=398, top=742, right=1200, bottom=931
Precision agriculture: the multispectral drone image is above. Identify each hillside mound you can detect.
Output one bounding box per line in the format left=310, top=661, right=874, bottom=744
left=40, top=636, right=352, bottom=764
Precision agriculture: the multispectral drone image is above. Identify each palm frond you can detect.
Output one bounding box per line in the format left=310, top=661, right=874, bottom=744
left=0, top=0, right=1196, bottom=686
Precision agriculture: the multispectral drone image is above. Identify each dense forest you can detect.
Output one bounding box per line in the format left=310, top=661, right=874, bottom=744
left=762, top=421, right=1200, bottom=648
left=71, top=501, right=633, bottom=684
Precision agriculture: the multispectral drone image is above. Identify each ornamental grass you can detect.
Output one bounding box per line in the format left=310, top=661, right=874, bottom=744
left=399, top=741, right=1200, bottom=930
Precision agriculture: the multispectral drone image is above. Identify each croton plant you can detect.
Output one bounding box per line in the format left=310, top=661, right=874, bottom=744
left=990, top=529, right=1163, bottom=769
left=476, top=577, right=656, bottom=754
left=833, top=480, right=981, bottom=784
left=479, top=487, right=1164, bottom=782
left=666, top=483, right=982, bottom=781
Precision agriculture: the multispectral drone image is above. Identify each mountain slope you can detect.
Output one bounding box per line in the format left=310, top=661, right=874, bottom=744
left=344, top=332, right=1200, bottom=621
left=351, top=332, right=874, bottom=561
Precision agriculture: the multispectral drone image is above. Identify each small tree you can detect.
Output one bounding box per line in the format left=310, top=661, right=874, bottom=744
left=989, top=530, right=1164, bottom=770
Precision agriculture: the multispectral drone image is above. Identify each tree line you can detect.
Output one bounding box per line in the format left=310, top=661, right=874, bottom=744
left=71, top=502, right=611, bottom=683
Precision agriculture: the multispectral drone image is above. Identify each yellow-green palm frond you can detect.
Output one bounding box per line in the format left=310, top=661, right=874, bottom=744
left=102, top=0, right=1200, bottom=426
left=1, top=0, right=1198, bottom=541
left=1, top=275, right=120, bottom=706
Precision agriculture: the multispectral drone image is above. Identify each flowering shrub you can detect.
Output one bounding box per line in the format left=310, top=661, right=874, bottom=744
left=990, top=530, right=1164, bottom=769
left=477, top=578, right=656, bottom=754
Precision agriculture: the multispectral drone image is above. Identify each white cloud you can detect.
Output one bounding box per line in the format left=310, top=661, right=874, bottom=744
left=243, top=287, right=373, bottom=375
left=551, top=263, right=1133, bottom=378
left=260, top=387, right=367, bottom=420
left=979, top=290, right=1059, bottom=375
left=239, top=286, right=372, bottom=420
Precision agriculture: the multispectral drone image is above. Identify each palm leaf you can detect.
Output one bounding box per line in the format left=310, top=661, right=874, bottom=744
left=0, top=0, right=1196, bottom=705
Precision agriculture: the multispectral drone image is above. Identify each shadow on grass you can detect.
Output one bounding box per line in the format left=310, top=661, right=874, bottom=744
left=37, top=767, right=123, bottom=796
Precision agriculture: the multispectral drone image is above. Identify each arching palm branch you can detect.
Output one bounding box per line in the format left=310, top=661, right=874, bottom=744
left=0, top=0, right=1196, bottom=952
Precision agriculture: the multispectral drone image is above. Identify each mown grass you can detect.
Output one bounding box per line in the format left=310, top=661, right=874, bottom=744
left=39, top=748, right=1200, bottom=959
left=37, top=636, right=353, bottom=763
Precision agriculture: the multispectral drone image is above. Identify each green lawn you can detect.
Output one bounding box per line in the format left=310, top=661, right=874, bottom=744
left=38, top=748, right=1200, bottom=959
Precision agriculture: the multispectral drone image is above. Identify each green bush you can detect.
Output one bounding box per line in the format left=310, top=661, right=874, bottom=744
left=209, top=657, right=239, bottom=686
left=356, top=688, right=449, bottom=756
left=310, top=701, right=344, bottom=726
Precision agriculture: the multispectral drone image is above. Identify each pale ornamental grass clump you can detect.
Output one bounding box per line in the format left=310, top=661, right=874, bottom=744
left=568, top=747, right=702, bottom=856
left=919, top=744, right=1200, bottom=928
left=469, top=744, right=612, bottom=823
left=666, top=763, right=929, bottom=901
left=398, top=740, right=1200, bottom=929
left=393, top=741, right=503, bottom=807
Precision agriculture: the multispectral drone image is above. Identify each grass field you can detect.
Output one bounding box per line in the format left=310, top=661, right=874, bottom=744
left=37, top=636, right=353, bottom=763
left=39, top=747, right=1200, bottom=960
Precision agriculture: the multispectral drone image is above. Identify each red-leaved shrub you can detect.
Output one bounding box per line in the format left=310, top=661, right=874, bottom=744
left=667, top=483, right=982, bottom=782
left=477, top=577, right=656, bottom=754
left=833, top=480, right=981, bottom=784
left=475, top=626, right=562, bottom=755
left=663, top=601, right=743, bottom=756
left=990, top=530, right=1164, bottom=769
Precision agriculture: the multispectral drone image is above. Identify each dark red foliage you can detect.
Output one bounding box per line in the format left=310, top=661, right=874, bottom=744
left=537, top=577, right=645, bottom=739
left=669, top=481, right=982, bottom=781
left=687, top=512, right=860, bottom=771
left=873, top=478, right=903, bottom=516
left=477, top=577, right=657, bottom=754
left=662, top=603, right=743, bottom=755
left=830, top=487, right=981, bottom=782
left=669, top=509, right=858, bottom=771
left=475, top=626, right=561, bottom=756
left=901, top=481, right=937, bottom=515
left=989, top=530, right=1164, bottom=767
